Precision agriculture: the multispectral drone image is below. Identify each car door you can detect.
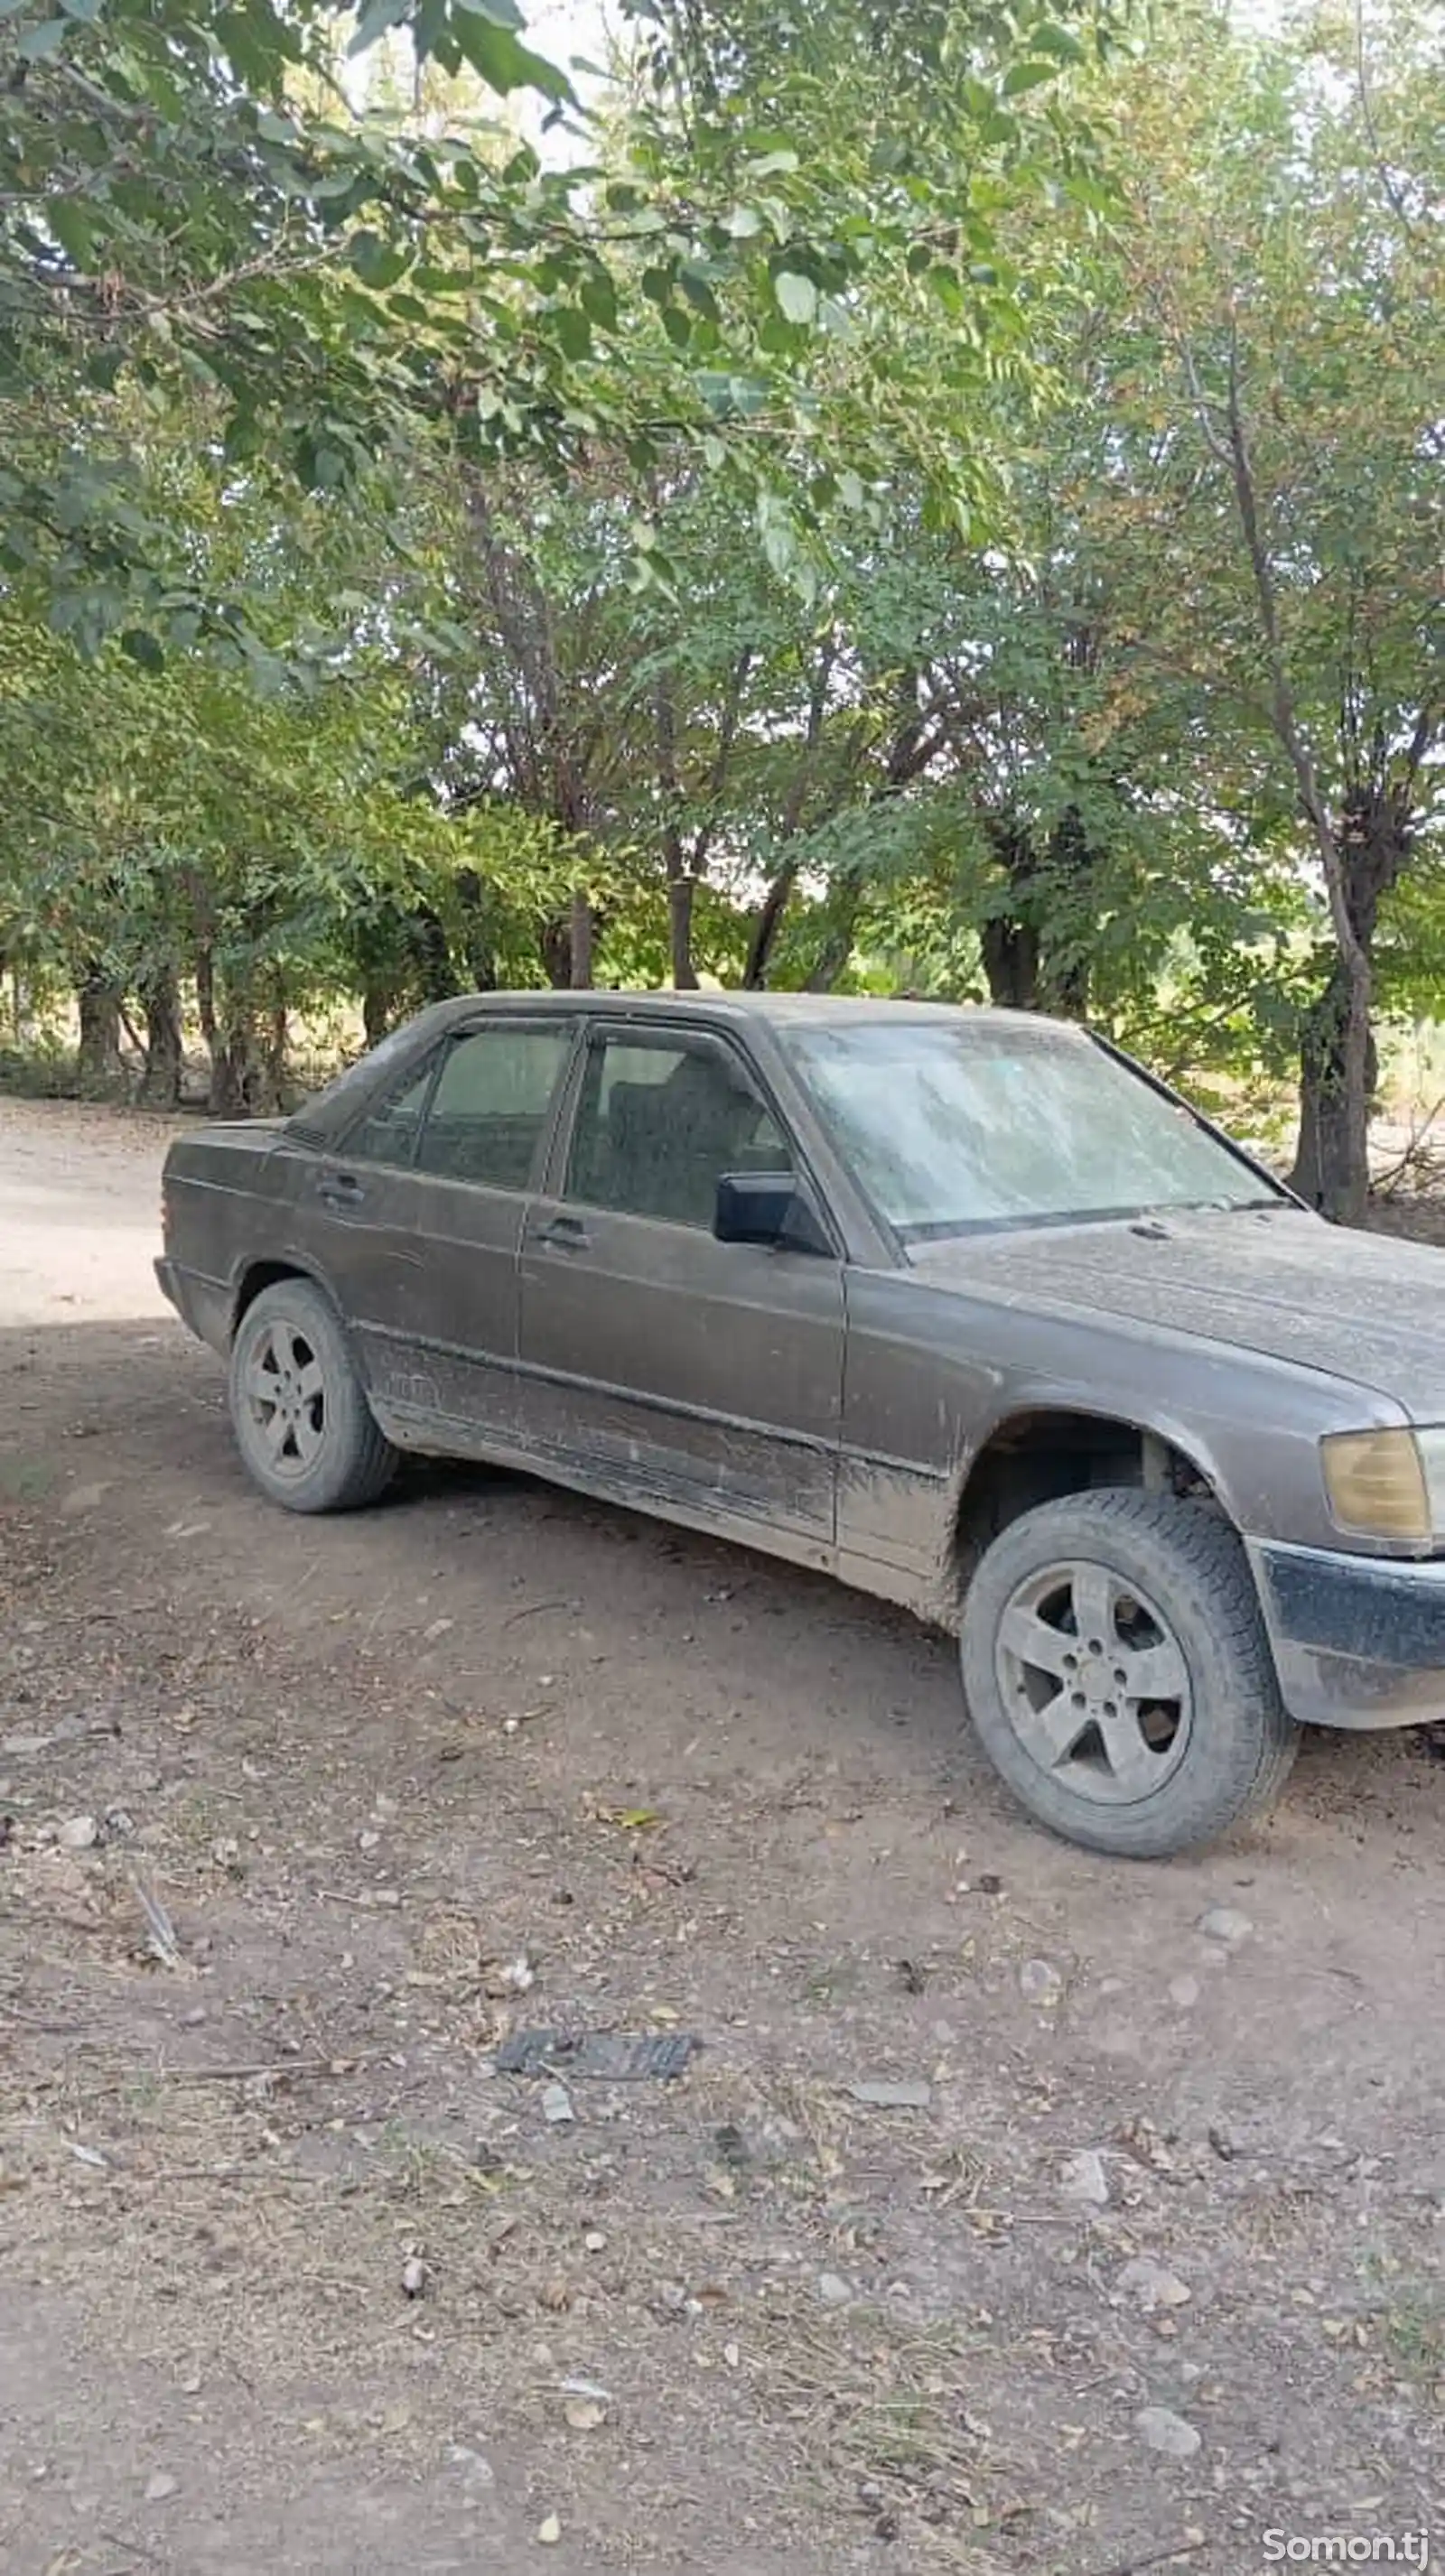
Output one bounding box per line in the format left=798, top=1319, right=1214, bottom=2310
left=516, top=1021, right=845, bottom=1549
left=289, top=1047, right=445, bottom=1394
left=389, top=1016, right=578, bottom=1445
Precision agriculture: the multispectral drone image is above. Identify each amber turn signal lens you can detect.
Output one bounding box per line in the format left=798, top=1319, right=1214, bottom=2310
left=1320, top=1428, right=1431, bottom=1545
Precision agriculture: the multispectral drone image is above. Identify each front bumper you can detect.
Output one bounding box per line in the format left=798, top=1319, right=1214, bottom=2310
left=1249, top=1539, right=1445, bottom=1731
left=155, top=1257, right=232, bottom=1355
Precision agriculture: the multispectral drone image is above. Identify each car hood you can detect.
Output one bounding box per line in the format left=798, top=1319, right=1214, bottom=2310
left=906, top=1205, right=1445, bottom=1418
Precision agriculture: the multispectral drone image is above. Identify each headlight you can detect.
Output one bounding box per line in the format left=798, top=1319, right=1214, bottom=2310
left=1320, top=1427, right=1445, bottom=1546
left=1420, top=1427, right=1445, bottom=1537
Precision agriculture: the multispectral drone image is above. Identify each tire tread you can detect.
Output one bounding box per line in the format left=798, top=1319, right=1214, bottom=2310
left=228, top=1278, right=397, bottom=1515
left=959, top=1488, right=1299, bottom=1859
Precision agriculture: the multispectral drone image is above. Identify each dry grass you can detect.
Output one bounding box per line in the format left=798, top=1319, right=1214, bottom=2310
left=749, top=2297, right=1023, bottom=2568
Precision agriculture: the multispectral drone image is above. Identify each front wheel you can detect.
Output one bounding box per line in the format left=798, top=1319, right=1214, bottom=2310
left=958, top=1488, right=1299, bottom=1858
left=228, top=1278, right=397, bottom=1514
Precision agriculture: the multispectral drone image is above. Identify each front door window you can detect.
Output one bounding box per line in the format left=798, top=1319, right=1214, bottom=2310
left=567, top=1031, right=793, bottom=1229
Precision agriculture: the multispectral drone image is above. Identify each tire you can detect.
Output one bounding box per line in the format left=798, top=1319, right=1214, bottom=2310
left=958, top=1487, right=1299, bottom=1859
left=228, top=1277, right=397, bottom=1515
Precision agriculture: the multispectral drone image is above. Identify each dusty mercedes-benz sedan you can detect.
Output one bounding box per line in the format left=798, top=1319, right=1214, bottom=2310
left=157, top=992, right=1445, bottom=1857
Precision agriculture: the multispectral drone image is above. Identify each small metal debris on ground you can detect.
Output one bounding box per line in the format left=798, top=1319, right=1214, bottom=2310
left=846, top=2079, right=933, bottom=2110
left=130, top=1872, right=182, bottom=1972
left=541, top=2082, right=574, bottom=2126
left=496, top=2028, right=700, bottom=2082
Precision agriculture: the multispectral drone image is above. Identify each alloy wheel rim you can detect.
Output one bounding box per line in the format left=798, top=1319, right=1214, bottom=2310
left=241, top=1318, right=327, bottom=1477
left=993, top=1556, right=1194, bottom=1807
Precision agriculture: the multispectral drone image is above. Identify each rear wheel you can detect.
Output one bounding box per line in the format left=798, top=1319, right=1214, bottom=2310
left=958, top=1488, right=1299, bottom=1858
left=228, top=1278, right=396, bottom=1514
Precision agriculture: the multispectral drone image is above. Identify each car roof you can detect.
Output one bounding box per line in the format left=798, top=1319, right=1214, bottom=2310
left=411, top=990, right=1074, bottom=1037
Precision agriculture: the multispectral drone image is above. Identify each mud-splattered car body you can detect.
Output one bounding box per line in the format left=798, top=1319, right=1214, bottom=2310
left=158, top=994, right=1445, bottom=1846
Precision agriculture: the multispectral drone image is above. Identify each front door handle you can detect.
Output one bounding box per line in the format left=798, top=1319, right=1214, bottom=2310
left=533, top=1214, right=592, bottom=1253
left=316, top=1170, right=366, bottom=1210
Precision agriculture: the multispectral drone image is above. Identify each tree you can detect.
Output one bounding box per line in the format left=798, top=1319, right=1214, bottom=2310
left=1074, top=1, right=1444, bottom=1217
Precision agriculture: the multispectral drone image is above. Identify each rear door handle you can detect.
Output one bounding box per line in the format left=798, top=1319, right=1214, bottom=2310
left=316, top=1170, right=366, bottom=1210
left=533, top=1214, right=592, bottom=1252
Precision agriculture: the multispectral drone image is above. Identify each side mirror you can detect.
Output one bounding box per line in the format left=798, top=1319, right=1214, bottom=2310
left=713, top=1171, right=831, bottom=1257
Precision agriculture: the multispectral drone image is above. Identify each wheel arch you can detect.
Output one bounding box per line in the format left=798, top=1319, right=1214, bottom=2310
left=229, top=1255, right=337, bottom=1343
left=942, top=1404, right=1235, bottom=1623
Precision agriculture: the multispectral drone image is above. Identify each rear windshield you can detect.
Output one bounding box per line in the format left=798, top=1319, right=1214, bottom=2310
left=782, top=1019, right=1280, bottom=1240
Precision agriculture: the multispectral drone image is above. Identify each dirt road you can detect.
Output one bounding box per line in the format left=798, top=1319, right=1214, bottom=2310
left=3, top=1094, right=1443, bottom=2576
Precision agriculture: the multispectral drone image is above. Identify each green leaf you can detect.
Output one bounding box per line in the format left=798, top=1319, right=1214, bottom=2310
left=349, top=231, right=410, bottom=291
left=349, top=0, right=409, bottom=55
left=1029, top=22, right=1086, bottom=64
left=552, top=303, right=592, bottom=361
left=1002, top=59, right=1059, bottom=96
left=773, top=270, right=817, bottom=325
left=48, top=200, right=94, bottom=268
left=579, top=269, right=618, bottom=331
left=452, top=14, right=572, bottom=98
left=119, top=628, right=165, bottom=674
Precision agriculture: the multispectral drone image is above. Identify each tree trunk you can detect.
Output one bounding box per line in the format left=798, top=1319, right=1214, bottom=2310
left=137, top=967, right=184, bottom=1107
left=569, top=890, right=594, bottom=990
left=979, top=808, right=1096, bottom=1016
left=209, top=1027, right=256, bottom=1119
left=261, top=991, right=288, bottom=1113
left=455, top=869, right=499, bottom=994
left=539, top=915, right=573, bottom=987
left=75, top=964, right=124, bottom=1093
left=980, top=916, right=1041, bottom=1010
left=412, top=906, right=457, bottom=1007
left=1289, top=956, right=1377, bottom=1223
left=195, top=938, right=218, bottom=1056
left=744, top=861, right=797, bottom=990
left=667, top=874, right=697, bottom=990
left=1288, top=786, right=1410, bottom=1223
left=207, top=981, right=262, bottom=1119
left=806, top=891, right=863, bottom=992
left=363, top=981, right=397, bottom=1048
left=1039, top=805, right=1095, bottom=1019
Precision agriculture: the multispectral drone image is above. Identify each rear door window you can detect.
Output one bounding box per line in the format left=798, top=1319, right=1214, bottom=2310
left=345, top=1060, right=438, bottom=1167
left=414, top=1024, right=573, bottom=1191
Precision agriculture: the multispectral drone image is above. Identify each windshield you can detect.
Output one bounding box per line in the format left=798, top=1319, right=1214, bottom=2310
left=783, top=1019, right=1281, bottom=1241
